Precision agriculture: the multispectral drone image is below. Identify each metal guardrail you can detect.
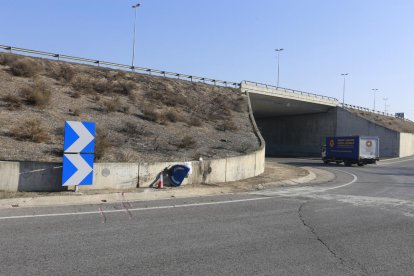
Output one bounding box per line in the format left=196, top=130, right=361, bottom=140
left=343, top=103, right=413, bottom=123
left=0, top=44, right=240, bottom=88
left=242, top=80, right=338, bottom=102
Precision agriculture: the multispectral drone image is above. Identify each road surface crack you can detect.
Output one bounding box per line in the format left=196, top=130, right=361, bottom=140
left=298, top=202, right=368, bottom=275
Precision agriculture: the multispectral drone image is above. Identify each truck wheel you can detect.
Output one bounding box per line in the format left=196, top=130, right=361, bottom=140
left=357, top=163, right=364, bottom=167
left=323, top=161, right=329, bottom=164
left=344, top=161, right=352, bottom=167
left=336, top=161, right=341, bottom=165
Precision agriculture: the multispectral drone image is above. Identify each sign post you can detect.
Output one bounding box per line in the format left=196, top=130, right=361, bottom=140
left=62, top=121, right=96, bottom=187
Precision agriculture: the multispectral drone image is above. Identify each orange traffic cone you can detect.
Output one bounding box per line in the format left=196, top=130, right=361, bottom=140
left=157, top=174, right=164, bottom=189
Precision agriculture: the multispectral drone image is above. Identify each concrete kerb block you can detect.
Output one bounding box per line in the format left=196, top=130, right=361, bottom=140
left=0, top=161, right=20, bottom=192
left=80, top=163, right=139, bottom=190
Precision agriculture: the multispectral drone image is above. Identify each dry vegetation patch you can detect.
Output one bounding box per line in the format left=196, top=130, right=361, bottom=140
left=10, top=119, right=50, bottom=143
left=0, top=52, right=260, bottom=162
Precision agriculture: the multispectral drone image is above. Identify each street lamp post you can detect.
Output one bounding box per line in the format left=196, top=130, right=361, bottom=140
left=131, top=3, right=141, bottom=70
left=372, top=88, right=379, bottom=111
left=383, top=98, right=389, bottom=113
left=275, top=48, right=284, bottom=87
left=341, top=73, right=349, bottom=106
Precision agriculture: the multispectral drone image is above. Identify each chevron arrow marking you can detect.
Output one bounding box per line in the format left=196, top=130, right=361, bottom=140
left=63, top=154, right=93, bottom=186
left=65, top=122, right=94, bottom=153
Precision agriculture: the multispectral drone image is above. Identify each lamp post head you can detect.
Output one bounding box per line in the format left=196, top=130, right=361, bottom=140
left=132, top=3, right=141, bottom=8
left=341, top=73, right=349, bottom=76
left=275, top=48, right=284, bottom=52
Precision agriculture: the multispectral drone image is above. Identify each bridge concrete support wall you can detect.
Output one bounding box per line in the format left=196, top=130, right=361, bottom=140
left=256, top=108, right=337, bottom=156
left=336, top=108, right=400, bottom=157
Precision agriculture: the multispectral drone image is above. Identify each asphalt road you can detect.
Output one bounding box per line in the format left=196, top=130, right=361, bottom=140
left=1, top=157, right=414, bottom=275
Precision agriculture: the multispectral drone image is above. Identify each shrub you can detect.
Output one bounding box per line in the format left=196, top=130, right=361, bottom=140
left=20, top=79, right=51, bottom=107
left=111, top=80, right=136, bottom=95
left=93, top=78, right=110, bottom=93
left=95, top=130, right=110, bottom=161
left=71, top=74, right=93, bottom=92
left=11, top=119, right=49, bottom=143
left=177, top=135, right=196, bottom=149
left=59, top=64, right=75, bottom=83
left=0, top=53, right=18, bottom=66
left=145, top=89, right=189, bottom=107
left=71, top=91, right=81, bottom=98
left=2, top=94, right=21, bottom=110
left=165, top=110, right=181, bottom=122
left=102, top=99, right=119, bottom=113
left=9, top=59, right=39, bottom=77
left=216, top=120, right=238, bottom=132
left=141, top=106, right=165, bottom=124
left=188, top=116, right=202, bottom=127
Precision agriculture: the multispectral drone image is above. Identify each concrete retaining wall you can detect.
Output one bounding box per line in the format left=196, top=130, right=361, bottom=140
left=399, top=133, right=414, bottom=157
left=336, top=108, right=400, bottom=157
left=0, top=147, right=265, bottom=192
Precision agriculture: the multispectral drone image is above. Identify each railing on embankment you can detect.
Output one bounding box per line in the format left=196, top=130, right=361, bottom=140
left=0, top=44, right=240, bottom=88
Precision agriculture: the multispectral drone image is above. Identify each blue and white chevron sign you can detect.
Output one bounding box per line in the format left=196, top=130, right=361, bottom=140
left=63, top=121, right=95, bottom=153
left=62, top=154, right=94, bottom=186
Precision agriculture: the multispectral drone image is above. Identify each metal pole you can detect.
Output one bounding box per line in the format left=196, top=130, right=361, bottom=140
left=131, top=3, right=141, bottom=70
left=341, top=73, right=348, bottom=106
left=275, top=48, right=284, bottom=87
left=372, top=88, right=378, bottom=111
left=384, top=98, right=389, bottom=113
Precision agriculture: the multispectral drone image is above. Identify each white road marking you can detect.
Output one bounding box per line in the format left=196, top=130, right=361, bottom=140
left=378, top=157, right=414, bottom=166
left=252, top=168, right=359, bottom=197
left=0, top=197, right=272, bottom=221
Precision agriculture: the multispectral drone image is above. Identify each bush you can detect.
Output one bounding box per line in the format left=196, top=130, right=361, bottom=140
left=71, top=91, right=81, bottom=98
left=9, top=59, right=39, bottom=77
left=94, top=130, right=110, bottom=161
left=102, top=99, right=119, bottom=113
left=145, top=89, right=189, bottom=107
left=111, top=80, right=136, bottom=95
left=177, top=135, right=196, bottom=149
left=141, top=106, right=165, bottom=124
left=216, top=120, right=238, bottom=132
left=0, top=53, right=18, bottom=66
left=20, top=79, right=51, bottom=107
left=71, top=74, right=93, bottom=92
left=188, top=116, right=202, bottom=127
left=11, top=119, right=49, bottom=143
left=48, top=63, right=75, bottom=83
left=165, top=110, right=181, bottom=122
left=2, top=94, right=21, bottom=110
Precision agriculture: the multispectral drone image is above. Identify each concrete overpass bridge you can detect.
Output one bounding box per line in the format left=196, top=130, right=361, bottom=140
left=242, top=81, right=414, bottom=158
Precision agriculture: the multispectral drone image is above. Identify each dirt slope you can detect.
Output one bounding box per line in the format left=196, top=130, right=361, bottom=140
left=0, top=53, right=260, bottom=162
left=346, top=108, right=414, bottom=133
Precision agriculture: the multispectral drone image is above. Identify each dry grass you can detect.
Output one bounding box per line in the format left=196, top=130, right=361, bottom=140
left=8, top=59, right=39, bottom=77
left=95, top=130, right=110, bottom=161
left=2, top=94, right=22, bottom=110
left=177, top=135, right=196, bottom=149
left=141, top=106, right=166, bottom=124
left=11, top=119, right=49, bottom=143
left=20, top=79, right=51, bottom=107
left=216, top=120, right=238, bottom=132
left=188, top=117, right=202, bottom=127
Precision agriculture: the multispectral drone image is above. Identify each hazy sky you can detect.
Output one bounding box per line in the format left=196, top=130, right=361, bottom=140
left=2, top=1, right=414, bottom=118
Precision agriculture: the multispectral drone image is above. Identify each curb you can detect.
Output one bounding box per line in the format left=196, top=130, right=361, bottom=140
left=0, top=167, right=320, bottom=210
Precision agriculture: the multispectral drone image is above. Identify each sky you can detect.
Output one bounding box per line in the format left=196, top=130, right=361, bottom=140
left=1, top=1, right=414, bottom=118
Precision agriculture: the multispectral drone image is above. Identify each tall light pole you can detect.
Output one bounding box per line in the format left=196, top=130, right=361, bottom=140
left=372, top=88, right=379, bottom=111
left=341, top=73, right=349, bottom=106
left=131, top=3, right=141, bottom=70
left=275, top=48, right=284, bottom=87
left=383, top=98, right=389, bottom=113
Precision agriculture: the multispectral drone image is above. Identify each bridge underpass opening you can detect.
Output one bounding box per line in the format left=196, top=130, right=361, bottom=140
left=249, top=92, right=337, bottom=157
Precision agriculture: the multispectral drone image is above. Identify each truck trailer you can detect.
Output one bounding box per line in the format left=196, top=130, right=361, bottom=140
left=321, top=136, right=379, bottom=166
